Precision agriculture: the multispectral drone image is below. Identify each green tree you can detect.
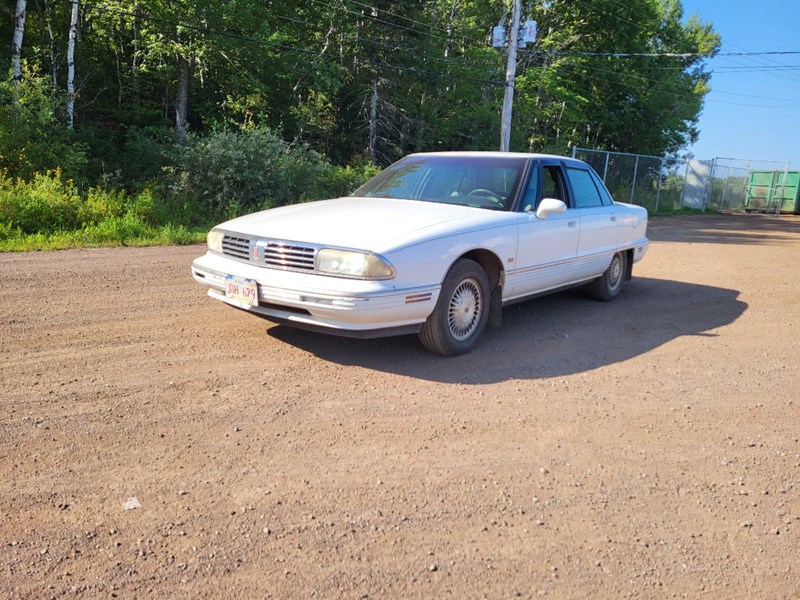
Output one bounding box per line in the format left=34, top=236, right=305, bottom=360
left=0, top=66, right=86, bottom=179
left=0, top=0, right=720, bottom=187
left=514, top=0, right=719, bottom=156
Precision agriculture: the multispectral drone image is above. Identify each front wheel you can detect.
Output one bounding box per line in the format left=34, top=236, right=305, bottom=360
left=587, top=251, right=627, bottom=301
left=419, top=259, right=490, bottom=356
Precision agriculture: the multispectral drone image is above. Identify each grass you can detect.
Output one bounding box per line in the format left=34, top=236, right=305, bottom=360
left=648, top=207, right=707, bottom=217
left=0, top=172, right=215, bottom=252
left=0, top=171, right=719, bottom=254
left=0, top=217, right=208, bottom=252
left=1, top=206, right=715, bottom=253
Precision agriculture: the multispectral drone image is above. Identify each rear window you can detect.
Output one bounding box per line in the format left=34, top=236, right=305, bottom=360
left=565, top=168, right=604, bottom=208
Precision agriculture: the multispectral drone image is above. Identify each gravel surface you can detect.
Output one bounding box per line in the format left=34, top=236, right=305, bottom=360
left=1, top=215, right=799, bottom=599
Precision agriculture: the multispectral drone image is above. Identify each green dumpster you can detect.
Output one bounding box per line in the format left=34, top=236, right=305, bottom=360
left=745, top=171, right=800, bottom=214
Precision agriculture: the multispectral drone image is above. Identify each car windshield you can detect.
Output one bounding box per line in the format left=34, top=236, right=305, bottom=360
left=351, top=155, right=526, bottom=210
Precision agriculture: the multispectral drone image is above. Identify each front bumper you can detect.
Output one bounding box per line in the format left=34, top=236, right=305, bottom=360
left=191, top=251, right=440, bottom=337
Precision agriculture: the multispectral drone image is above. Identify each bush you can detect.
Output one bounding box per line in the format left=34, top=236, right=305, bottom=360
left=175, top=126, right=339, bottom=212
left=0, top=66, right=87, bottom=180
left=120, top=126, right=176, bottom=185
left=0, top=170, right=219, bottom=238
left=0, top=171, right=82, bottom=233
left=0, top=122, right=381, bottom=250
left=78, top=186, right=127, bottom=224
left=312, top=162, right=381, bottom=199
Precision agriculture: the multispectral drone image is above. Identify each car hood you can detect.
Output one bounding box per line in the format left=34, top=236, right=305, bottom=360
left=216, top=197, right=509, bottom=253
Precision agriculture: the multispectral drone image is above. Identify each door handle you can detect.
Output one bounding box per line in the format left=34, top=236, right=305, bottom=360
left=610, top=216, right=617, bottom=222
left=568, top=221, right=577, bottom=228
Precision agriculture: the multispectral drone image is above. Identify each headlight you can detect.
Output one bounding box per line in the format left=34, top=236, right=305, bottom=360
left=207, top=229, right=223, bottom=253
left=316, top=248, right=395, bottom=279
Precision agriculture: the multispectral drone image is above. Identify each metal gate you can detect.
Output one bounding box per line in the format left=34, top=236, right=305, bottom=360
left=680, top=160, right=712, bottom=209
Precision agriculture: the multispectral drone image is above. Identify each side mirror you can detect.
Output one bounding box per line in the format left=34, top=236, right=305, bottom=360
left=535, top=197, right=567, bottom=219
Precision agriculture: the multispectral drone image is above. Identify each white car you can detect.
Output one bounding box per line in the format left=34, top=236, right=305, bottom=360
left=192, top=152, right=649, bottom=355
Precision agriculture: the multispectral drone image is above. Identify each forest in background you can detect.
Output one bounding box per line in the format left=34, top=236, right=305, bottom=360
left=0, top=0, right=719, bottom=249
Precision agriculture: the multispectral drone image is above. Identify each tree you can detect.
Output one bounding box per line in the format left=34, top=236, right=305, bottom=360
left=513, top=0, right=720, bottom=156
left=11, top=0, right=27, bottom=85
left=0, top=66, right=86, bottom=178
left=0, top=0, right=720, bottom=185
left=66, top=0, right=79, bottom=128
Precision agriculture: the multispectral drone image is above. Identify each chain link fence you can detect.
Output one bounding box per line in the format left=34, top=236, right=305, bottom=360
left=572, top=147, right=795, bottom=215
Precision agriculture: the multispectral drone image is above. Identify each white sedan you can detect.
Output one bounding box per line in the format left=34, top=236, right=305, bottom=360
left=192, top=152, right=649, bottom=355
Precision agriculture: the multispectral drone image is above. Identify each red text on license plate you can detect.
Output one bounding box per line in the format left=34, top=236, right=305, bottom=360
left=224, top=276, right=258, bottom=307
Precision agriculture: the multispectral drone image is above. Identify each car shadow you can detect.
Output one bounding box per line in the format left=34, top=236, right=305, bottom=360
left=265, top=277, right=747, bottom=384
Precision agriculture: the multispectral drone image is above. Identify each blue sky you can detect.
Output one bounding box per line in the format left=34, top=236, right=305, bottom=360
left=679, top=0, right=800, bottom=168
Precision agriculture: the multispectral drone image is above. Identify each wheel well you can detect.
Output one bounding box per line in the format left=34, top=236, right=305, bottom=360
left=624, top=248, right=633, bottom=281
left=460, top=249, right=504, bottom=292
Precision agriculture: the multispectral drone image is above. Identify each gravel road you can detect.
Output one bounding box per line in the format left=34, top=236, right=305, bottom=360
left=1, top=215, right=799, bottom=598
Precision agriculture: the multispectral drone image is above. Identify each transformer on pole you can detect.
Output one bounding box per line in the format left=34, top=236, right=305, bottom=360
left=493, top=1, right=536, bottom=152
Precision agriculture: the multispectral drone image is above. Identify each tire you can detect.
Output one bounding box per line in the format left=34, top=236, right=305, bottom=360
left=587, top=251, right=627, bottom=301
left=419, top=259, right=490, bottom=356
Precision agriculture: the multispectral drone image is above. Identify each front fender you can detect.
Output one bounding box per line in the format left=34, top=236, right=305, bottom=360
left=385, top=222, right=518, bottom=289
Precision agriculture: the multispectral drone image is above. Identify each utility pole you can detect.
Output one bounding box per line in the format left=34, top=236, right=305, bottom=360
left=500, top=0, right=521, bottom=152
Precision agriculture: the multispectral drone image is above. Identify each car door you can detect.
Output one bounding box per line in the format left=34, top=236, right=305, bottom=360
left=563, top=165, right=620, bottom=280
left=506, top=160, right=581, bottom=300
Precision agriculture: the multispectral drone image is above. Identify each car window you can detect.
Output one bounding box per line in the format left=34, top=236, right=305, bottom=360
left=589, top=169, right=615, bottom=205
left=355, top=160, right=429, bottom=199
left=565, top=167, right=604, bottom=208
left=542, top=166, right=565, bottom=203
left=352, top=155, right=526, bottom=210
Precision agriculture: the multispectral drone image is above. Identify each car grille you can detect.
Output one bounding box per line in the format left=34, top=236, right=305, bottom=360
left=221, top=234, right=251, bottom=260
left=219, top=233, right=317, bottom=271
left=263, top=242, right=316, bottom=271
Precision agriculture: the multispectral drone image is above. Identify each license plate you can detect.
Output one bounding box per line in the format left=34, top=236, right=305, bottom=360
left=224, top=275, right=259, bottom=308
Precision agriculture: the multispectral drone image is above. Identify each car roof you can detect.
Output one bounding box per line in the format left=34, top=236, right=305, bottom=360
left=406, top=150, right=588, bottom=167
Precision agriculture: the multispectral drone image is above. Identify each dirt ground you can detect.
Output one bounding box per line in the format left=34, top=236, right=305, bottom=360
left=1, top=214, right=799, bottom=599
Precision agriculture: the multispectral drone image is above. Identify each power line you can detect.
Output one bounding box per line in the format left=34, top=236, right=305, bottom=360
left=307, top=0, right=450, bottom=43
left=571, top=0, right=648, bottom=36
left=552, top=50, right=800, bottom=58
left=704, top=99, right=800, bottom=109
left=603, top=0, right=659, bottom=24
left=345, top=0, right=451, bottom=37
left=79, top=2, right=504, bottom=88
left=718, top=40, right=800, bottom=84
left=566, top=61, right=800, bottom=110
left=710, top=89, right=797, bottom=102
left=709, top=65, right=800, bottom=71
left=69, top=1, right=800, bottom=110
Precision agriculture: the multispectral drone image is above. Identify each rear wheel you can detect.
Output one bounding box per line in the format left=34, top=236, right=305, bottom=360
left=419, top=259, right=490, bottom=356
left=587, top=251, right=627, bottom=301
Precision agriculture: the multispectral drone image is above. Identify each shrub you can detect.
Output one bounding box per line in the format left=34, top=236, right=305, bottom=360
left=312, top=162, right=381, bottom=199
left=120, top=126, right=176, bottom=185
left=0, top=171, right=82, bottom=233
left=78, top=186, right=127, bottom=224
left=0, top=66, right=87, bottom=180
left=175, top=126, right=332, bottom=212
left=126, top=188, right=158, bottom=224
left=0, top=171, right=217, bottom=237
left=0, top=220, right=17, bottom=241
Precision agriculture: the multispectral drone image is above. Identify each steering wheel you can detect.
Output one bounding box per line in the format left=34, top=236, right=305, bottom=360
left=467, top=188, right=503, bottom=206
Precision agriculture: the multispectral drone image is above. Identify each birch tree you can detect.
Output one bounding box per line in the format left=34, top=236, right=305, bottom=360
left=66, top=0, right=79, bottom=128
left=11, top=0, right=27, bottom=85
left=175, top=54, right=189, bottom=143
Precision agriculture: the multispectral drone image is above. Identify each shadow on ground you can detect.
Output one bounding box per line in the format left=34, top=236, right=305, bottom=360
left=648, top=214, right=800, bottom=245
left=267, top=277, right=747, bottom=384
